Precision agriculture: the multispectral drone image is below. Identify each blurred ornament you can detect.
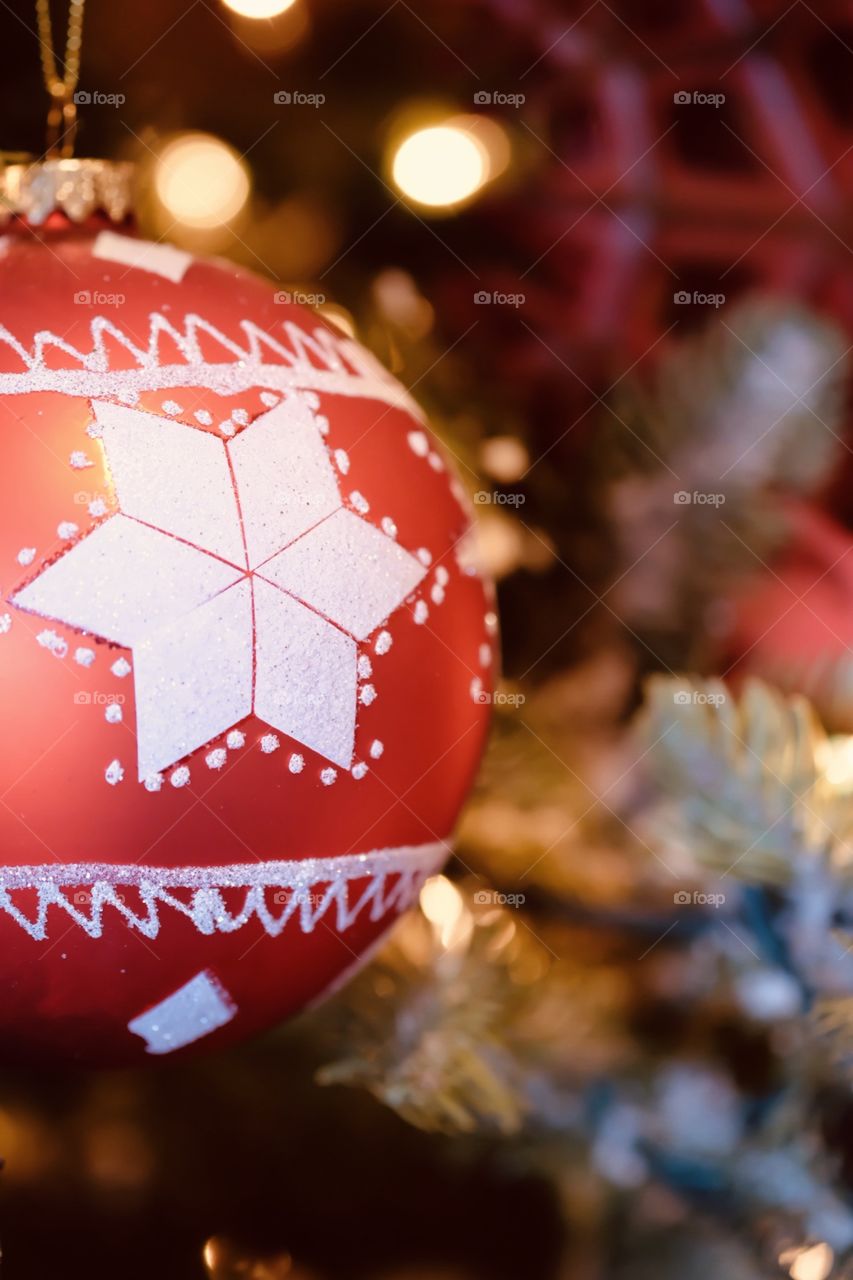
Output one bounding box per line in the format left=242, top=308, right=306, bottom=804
left=204, top=1236, right=312, bottom=1280
left=0, top=162, right=493, bottom=1066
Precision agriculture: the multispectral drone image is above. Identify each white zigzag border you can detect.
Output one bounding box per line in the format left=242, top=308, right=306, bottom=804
left=0, top=842, right=446, bottom=941
left=0, top=314, right=425, bottom=417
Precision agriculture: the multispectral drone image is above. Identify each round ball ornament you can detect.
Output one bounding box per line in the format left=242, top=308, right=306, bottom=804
left=0, top=159, right=494, bottom=1065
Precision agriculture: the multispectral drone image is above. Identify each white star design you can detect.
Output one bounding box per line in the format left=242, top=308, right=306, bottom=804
left=13, top=396, right=426, bottom=780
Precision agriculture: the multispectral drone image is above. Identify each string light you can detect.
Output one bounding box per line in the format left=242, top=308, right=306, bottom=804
left=221, top=0, right=297, bottom=16
left=391, top=122, right=491, bottom=208
left=420, top=875, right=473, bottom=951
left=155, top=133, right=250, bottom=229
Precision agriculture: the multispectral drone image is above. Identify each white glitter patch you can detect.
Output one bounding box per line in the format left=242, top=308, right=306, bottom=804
left=407, top=430, right=429, bottom=457
left=0, top=842, right=447, bottom=941
left=357, top=654, right=372, bottom=679
left=381, top=516, right=397, bottom=538
left=228, top=396, right=340, bottom=565
left=435, top=566, right=449, bottom=586
left=194, top=409, right=213, bottom=426
left=111, top=657, right=131, bottom=677
left=0, top=614, right=10, bottom=634
left=232, top=409, right=249, bottom=426
left=93, top=231, right=193, bottom=283
left=334, top=448, right=350, bottom=474
left=69, top=450, right=92, bottom=470
left=37, top=629, right=67, bottom=657
left=288, top=753, right=304, bottom=773
left=128, top=970, right=235, bottom=1056
left=431, top=584, right=445, bottom=605
left=170, top=766, right=191, bottom=788
left=479, top=643, right=491, bottom=666
left=375, top=630, right=392, bottom=655
left=144, top=773, right=163, bottom=792
left=259, top=508, right=426, bottom=641
left=220, top=420, right=235, bottom=437
left=351, top=761, right=368, bottom=779
left=414, top=600, right=429, bottom=625
left=17, top=547, right=35, bottom=566
left=205, top=748, right=227, bottom=770
left=359, top=684, right=376, bottom=705
left=226, top=729, right=245, bottom=749
left=94, top=401, right=247, bottom=567
left=57, top=521, right=79, bottom=539
left=470, top=677, right=484, bottom=703
left=260, top=392, right=279, bottom=408
left=161, top=400, right=182, bottom=416
left=105, top=759, right=124, bottom=786
left=416, top=548, right=432, bottom=566
left=85, top=419, right=102, bottom=439
left=349, top=490, right=369, bottom=514
left=428, top=452, right=444, bottom=472
left=75, top=646, right=95, bottom=666
left=105, top=703, right=123, bottom=724
left=88, top=498, right=107, bottom=518
left=260, top=733, right=280, bottom=754
left=369, top=738, right=384, bottom=759
left=320, top=768, right=337, bottom=786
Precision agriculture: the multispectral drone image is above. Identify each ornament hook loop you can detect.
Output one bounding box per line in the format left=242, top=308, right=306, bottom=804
left=46, top=81, right=78, bottom=159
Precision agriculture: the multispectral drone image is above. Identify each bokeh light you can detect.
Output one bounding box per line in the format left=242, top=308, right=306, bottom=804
left=391, top=123, right=491, bottom=208
left=221, top=0, right=297, bottom=16
left=155, top=133, right=250, bottom=229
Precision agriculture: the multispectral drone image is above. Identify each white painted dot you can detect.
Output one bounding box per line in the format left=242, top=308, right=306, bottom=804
left=161, top=400, right=182, bottom=416
left=231, top=408, right=249, bottom=426
left=88, top=498, right=108, bottom=518
left=105, top=703, right=123, bottom=724
left=105, top=759, right=124, bottom=786
left=431, top=584, right=445, bottom=605
left=37, top=629, right=68, bottom=657
left=357, top=654, right=373, bottom=679
left=75, top=646, right=95, bottom=667
left=407, top=430, right=429, bottom=457
left=334, top=448, right=350, bottom=475
left=428, top=452, right=444, bottom=472
left=375, top=630, right=393, bottom=655
left=111, top=657, right=132, bottom=678
left=170, top=765, right=191, bottom=788
left=70, top=450, right=93, bottom=470
left=470, top=676, right=485, bottom=704
left=414, top=600, right=429, bottom=625
left=351, top=761, right=368, bottom=779
left=57, top=521, right=79, bottom=540
left=381, top=516, right=397, bottom=538
left=288, top=753, right=304, bottom=774
left=0, top=614, right=10, bottom=635
left=435, top=566, right=449, bottom=586
left=349, top=490, right=369, bottom=514
left=226, top=729, right=245, bottom=749
left=17, top=547, right=36, bottom=566
left=85, top=419, right=103, bottom=439
left=260, top=733, right=280, bottom=754
left=416, top=547, right=432, bottom=566
left=206, top=748, right=227, bottom=770
left=220, top=420, right=236, bottom=437
left=144, top=773, right=164, bottom=792
left=369, top=738, right=384, bottom=759
left=479, top=643, right=491, bottom=667
left=260, top=391, right=279, bottom=408
left=194, top=409, right=213, bottom=426
left=315, top=414, right=330, bottom=436
left=359, top=683, right=377, bottom=705
left=320, top=767, right=337, bottom=786
left=485, top=611, right=498, bottom=635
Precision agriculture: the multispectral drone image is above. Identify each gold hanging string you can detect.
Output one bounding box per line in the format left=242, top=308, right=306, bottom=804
left=35, top=0, right=86, bottom=158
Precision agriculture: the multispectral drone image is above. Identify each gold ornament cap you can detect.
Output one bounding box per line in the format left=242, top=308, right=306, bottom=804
left=0, top=154, right=135, bottom=227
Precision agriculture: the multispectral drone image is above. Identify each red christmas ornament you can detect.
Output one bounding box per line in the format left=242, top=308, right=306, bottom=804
left=0, top=163, right=493, bottom=1066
